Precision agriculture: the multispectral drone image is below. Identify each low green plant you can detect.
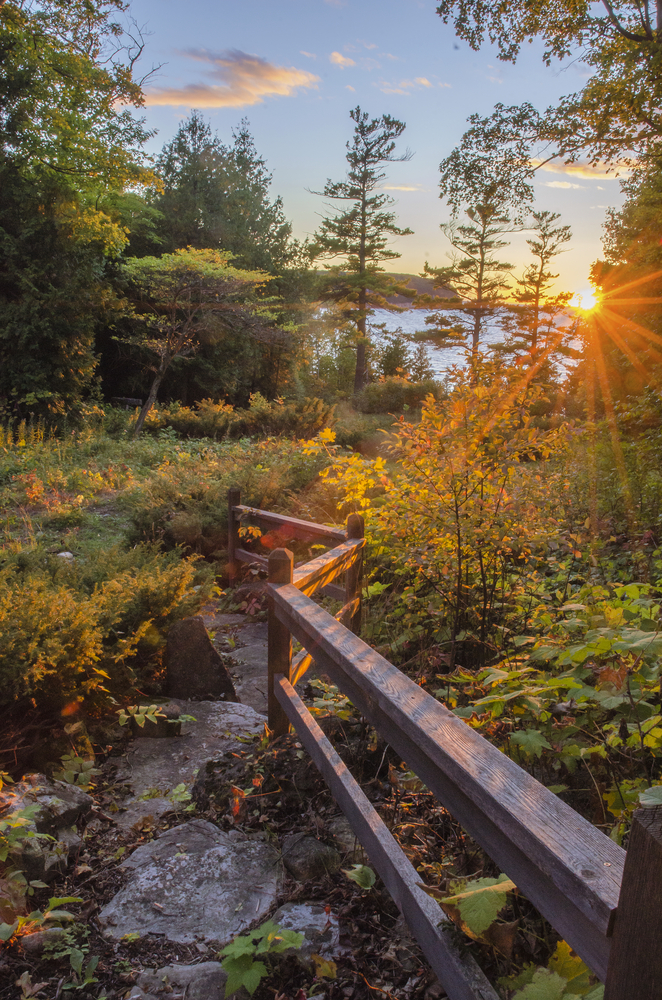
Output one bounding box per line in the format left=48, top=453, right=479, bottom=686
left=54, top=754, right=100, bottom=790
left=219, top=919, right=304, bottom=996
left=308, top=679, right=355, bottom=721
left=117, top=704, right=166, bottom=728
left=343, top=864, right=376, bottom=890
left=502, top=941, right=603, bottom=999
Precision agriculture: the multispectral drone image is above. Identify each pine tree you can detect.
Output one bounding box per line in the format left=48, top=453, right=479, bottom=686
left=424, top=199, right=514, bottom=364
left=310, top=107, right=414, bottom=393
left=153, top=112, right=292, bottom=272
left=497, top=211, right=574, bottom=366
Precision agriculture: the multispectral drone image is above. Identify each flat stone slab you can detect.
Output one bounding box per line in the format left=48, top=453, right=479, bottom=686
left=272, top=902, right=342, bottom=962
left=99, top=820, right=282, bottom=947
left=138, top=961, right=227, bottom=999
left=113, top=701, right=265, bottom=829
left=231, top=643, right=268, bottom=716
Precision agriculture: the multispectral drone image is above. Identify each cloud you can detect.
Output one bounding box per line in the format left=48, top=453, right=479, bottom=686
left=530, top=157, right=626, bottom=179
left=542, top=180, right=585, bottom=189
left=377, top=77, right=436, bottom=95
left=330, top=51, right=355, bottom=68
left=300, top=50, right=316, bottom=59
left=346, top=84, right=356, bottom=91
left=145, top=49, right=319, bottom=108
left=383, top=184, right=423, bottom=191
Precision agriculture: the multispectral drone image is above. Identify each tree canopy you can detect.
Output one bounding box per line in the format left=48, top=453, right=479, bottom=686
left=152, top=111, right=293, bottom=273
left=435, top=0, right=662, bottom=177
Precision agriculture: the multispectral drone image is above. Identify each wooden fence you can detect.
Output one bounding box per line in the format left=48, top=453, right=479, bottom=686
left=227, top=490, right=662, bottom=1000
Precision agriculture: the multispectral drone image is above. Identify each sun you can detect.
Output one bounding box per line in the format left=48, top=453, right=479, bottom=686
left=576, top=289, right=599, bottom=311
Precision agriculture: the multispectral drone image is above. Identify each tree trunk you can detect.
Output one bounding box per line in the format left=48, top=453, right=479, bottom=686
left=133, top=364, right=168, bottom=437
left=354, top=284, right=368, bottom=393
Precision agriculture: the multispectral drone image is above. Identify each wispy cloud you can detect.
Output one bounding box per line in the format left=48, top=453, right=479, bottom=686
left=346, top=84, right=356, bottom=91
left=531, top=158, right=625, bottom=179
left=300, top=50, right=316, bottom=59
left=383, top=184, right=424, bottom=191
left=377, top=76, right=439, bottom=95
left=330, top=51, right=355, bottom=68
left=145, top=49, right=319, bottom=108
left=542, top=180, right=585, bottom=190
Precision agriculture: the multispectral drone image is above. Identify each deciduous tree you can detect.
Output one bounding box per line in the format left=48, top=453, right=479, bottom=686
left=119, top=249, right=274, bottom=435
left=435, top=0, right=662, bottom=170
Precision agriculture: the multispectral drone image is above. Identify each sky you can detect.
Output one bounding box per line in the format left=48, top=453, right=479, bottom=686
left=127, top=0, right=627, bottom=298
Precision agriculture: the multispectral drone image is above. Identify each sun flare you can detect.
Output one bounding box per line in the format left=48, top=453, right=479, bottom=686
left=577, top=290, right=599, bottom=311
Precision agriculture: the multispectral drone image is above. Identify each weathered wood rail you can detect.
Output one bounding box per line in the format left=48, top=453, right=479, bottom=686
left=227, top=489, right=662, bottom=1000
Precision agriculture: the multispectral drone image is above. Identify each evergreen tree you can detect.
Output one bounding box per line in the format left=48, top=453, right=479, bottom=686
left=310, top=106, right=414, bottom=393
left=424, top=200, right=514, bottom=363
left=496, top=211, right=574, bottom=366
left=152, top=112, right=293, bottom=272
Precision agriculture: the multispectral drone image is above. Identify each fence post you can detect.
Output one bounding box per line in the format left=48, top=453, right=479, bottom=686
left=227, top=486, right=241, bottom=585
left=268, top=547, right=293, bottom=737
left=604, top=805, right=662, bottom=999
left=345, top=512, right=364, bottom=635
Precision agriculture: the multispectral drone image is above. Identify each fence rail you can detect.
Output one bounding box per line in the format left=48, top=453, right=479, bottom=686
left=227, top=489, right=662, bottom=1000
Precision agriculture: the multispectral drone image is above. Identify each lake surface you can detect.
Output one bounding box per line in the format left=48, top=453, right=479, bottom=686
left=370, top=307, right=505, bottom=377
left=370, top=307, right=581, bottom=378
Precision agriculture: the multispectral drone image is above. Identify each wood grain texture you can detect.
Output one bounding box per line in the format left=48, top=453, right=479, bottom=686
left=235, top=548, right=268, bottom=569
left=345, top=513, right=364, bottom=634
left=275, top=676, right=499, bottom=1000
left=267, top=549, right=293, bottom=736
left=268, top=583, right=625, bottom=981
left=604, top=806, right=662, bottom=999
left=293, top=539, right=365, bottom=597
left=234, top=504, right=346, bottom=544
left=289, top=599, right=361, bottom=687
left=290, top=648, right=313, bottom=687
left=227, top=487, right=241, bottom=584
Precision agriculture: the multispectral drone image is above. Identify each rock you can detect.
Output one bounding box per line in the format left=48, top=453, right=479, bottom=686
left=56, top=551, right=75, bottom=560
left=138, top=962, right=227, bottom=999
left=281, top=833, right=341, bottom=882
left=20, top=928, right=67, bottom=956
left=1, top=775, right=92, bottom=882
left=2, top=774, right=92, bottom=836
left=98, top=819, right=283, bottom=947
left=166, top=617, right=238, bottom=701
left=326, top=814, right=364, bottom=862
left=112, top=700, right=265, bottom=830
left=271, top=902, right=342, bottom=963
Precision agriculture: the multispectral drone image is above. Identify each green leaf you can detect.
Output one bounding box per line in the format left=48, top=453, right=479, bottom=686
left=639, top=784, right=662, bottom=807
left=548, top=940, right=592, bottom=993
left=69, top=948, right=84, bottom=976
left=47, top=897, right=82, bottom=909
left=511, top=730, right=552, bottom=758
left=0, top=922, right=17, bottom=941
left=512, top=969, right=571, bottom=1000
left=444, top=874, right=516, bottom=935
left=223, top=954, right=267, bottom=997
left=343, top=864, right=376, bottom=890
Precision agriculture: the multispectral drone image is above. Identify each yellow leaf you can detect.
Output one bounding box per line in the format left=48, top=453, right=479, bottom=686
left=311, top=954, right=337, bottom=979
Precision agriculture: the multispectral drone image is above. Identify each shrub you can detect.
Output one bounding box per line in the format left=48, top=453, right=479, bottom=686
left=0, top=543, right=212, bottom=714
left=136, top=395, right=336, bottom=441
left=121, top=435, right=336, bottom=552
left=354, top=377, right=443, bottom=413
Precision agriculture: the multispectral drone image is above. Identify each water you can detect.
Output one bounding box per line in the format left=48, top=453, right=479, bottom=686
left=369, top=307, right=505, bottom=378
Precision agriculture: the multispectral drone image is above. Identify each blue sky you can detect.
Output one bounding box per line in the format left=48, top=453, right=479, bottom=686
left=128, top=0, right=625, bottom=296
